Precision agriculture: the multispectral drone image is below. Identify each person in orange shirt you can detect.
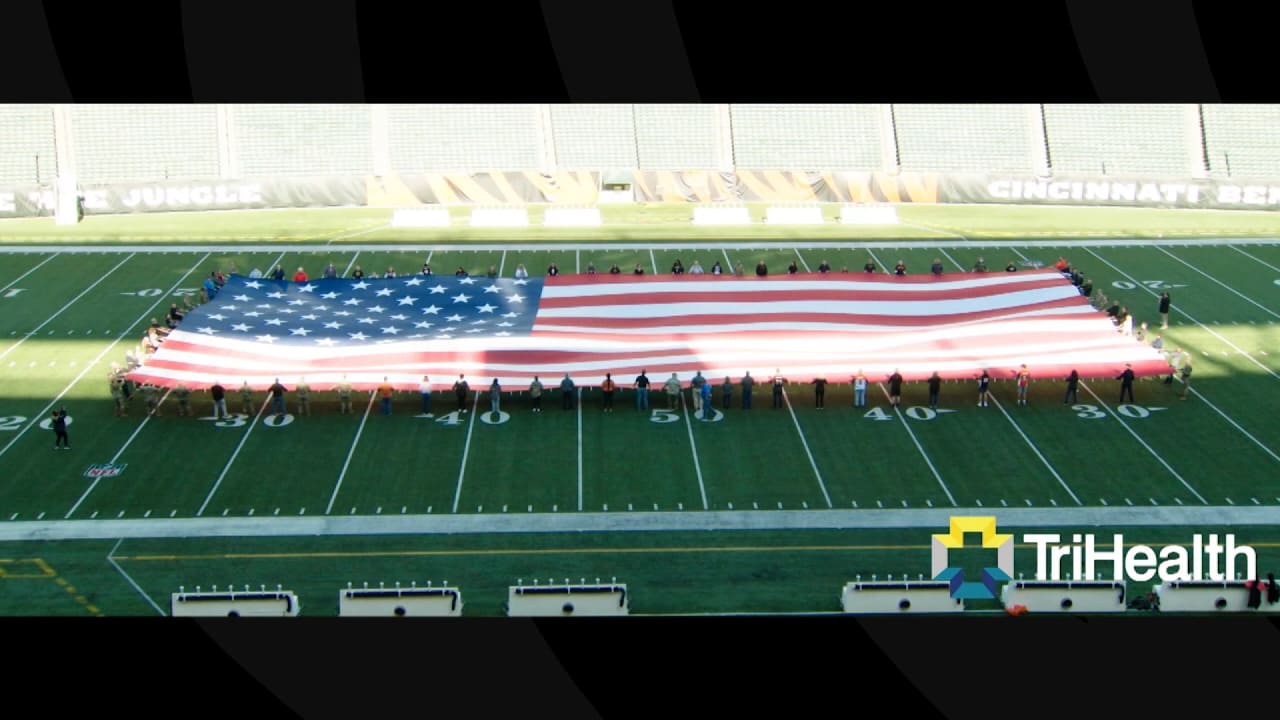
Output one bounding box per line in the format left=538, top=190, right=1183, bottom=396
left=600, top=373, right=617, bottom=413
left=293, top=267, right=308, bottom=282
left=377, top=377, right=395, bottom=415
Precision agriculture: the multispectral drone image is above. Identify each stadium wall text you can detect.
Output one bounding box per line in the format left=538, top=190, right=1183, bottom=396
left=1, top=171, right=1278, bottom=218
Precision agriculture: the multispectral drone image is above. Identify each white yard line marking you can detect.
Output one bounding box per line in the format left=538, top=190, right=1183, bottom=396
left=1079, top=380, right=1208, bottom=504
left=1085, top=247, right=1280, bottom=382
left=575, top=248, right=580, bottom=274
left=1186, top=385, right=1280, bottom=465
left=1230, top=245, right=1280, bottom=274
left=878, top=383, right=957, bottom=506
left=66, top=389, right=173, bottom=518
left=678, top=393, right=710, bottom=510
left=0, top=253, right=134, bottom=363
left=722, top=248, right=734, bottom=272
left=498, top=250, right=508, bottom=277
left=450, top=389, right=482, bottom=513
left=794, top=248, right=812, bottom=272
left=325, top=391, right=377, bottom=515
left=0, top=252, right=59, bottom=295
left=866, top=248, right=887, bottom=273
left=341, top=251, right=361, bottom=278
left=938, top=248, right=966, bottom=272
left=0, top=253, right=211, bottom=461
left=196, top=397, right=271, bottom=516
left=781, top=388, right=833, bottom=508
left=107, top=539, right=166, bottom=616
left=577, top=387, right=584, bottom=512
left=989, top=395, right=1083, bottom=505
left=649, top=248, right=659, bottom=276
left=1156, top=246, right=1280, bottom=320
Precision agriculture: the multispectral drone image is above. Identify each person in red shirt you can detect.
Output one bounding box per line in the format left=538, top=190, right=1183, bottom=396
left=293, top=267, right=308, bottom=282
left=1054, top=257, right=1069, bottom=272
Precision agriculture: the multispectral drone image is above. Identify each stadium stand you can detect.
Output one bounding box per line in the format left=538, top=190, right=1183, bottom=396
left=387, top=104, right=541, bottom=173
left=729, top=104, right=882, bottom=170
left=1000, top=580, right=1126, bottom=613
left=633, top=104, right=719, bottom=169
left=893, top=104, right=1036, bottom=173
left=1042, top=104, right=1191, bottom=176
left=232, top=104, right=372, bottom=176
left=840, top=580, right=965, bottom=613
left=70, top=105, right=220, bottom=183
left=550, top=104, right=638, bottom=169
left=1200, top=104, right=1280, bottom=178
left=0, top=104, right=56, bottom=185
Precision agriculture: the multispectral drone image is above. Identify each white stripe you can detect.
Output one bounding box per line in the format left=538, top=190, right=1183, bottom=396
left=541, top=272, right=1064, bottom=297
left=781, top=388, right=832, bottom=508
left=451, top=390, right=482, bottom=513
left=0, top=252, right=60, bottom=295
left=197, top=396, right=272, bottom=516
left=0, top=253, right=135, bottom=362
left=679, top=394, right=709, bottom=510
left=326, top=392, right=377, bottom=514
left=1156, top=246, right=1280, bottom=320
left=879, top=383, right=957, bottom=506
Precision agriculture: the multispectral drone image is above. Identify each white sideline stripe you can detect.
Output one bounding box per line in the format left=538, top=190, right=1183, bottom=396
left=794, top=248, right=811, bottom=272
left=990, top=395, right=1083, bottom=505
left=577, top=387, right=583, bottom=512
left=0, top=252, right=59, bottom=294
left=66, top=388, right=173, bottom=519
left=1156, top=246, right=1280, bottom=320
left=326, top=392, right=377, bottom=515
left=1187, top=385, right=1280, bottom=465
left=0, top=253, right=211, bottom=461
left=1079, top=380, right=1208, bottom=504
left=1085, top=247, right=1280, bottom=382
left=451, top=390, right=481, bottom=513
left=879, top=383, right=957, bottom=507
left=781, top=388, right=833, bottom=508
left=196, top=396, right=271, bottom=516
left=1230, top=245, right=1280, bottom=274
left=341, top=251, right=361, bottom=278
left=679, top=393, right=710, bottom=510
left=0, top=253, right=134, bottom=363
left=107, top=538, right=166, bottom=616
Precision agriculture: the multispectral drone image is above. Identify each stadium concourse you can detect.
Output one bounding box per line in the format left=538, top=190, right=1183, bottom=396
left=125, top=267, right=1172, bottom=392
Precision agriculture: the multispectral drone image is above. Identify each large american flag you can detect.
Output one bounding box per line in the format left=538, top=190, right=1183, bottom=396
left=127, top=270, right=1173, bottom=391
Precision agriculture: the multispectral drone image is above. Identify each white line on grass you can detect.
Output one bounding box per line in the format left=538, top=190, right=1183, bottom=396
left=1155, top=246, right=1280, bottom=320
left=577, top=387, right=583, bottom=512
left=1086, top=247, right=1280, bottom=382
left=325, top=391, right=377, bottom=515
left=196, top=397, right=271, bottom=516
left=450, top=389, right=481, bottom=513
left=1079, top=380, right=1208, bottom=504
left=1230, top=245, right=1280, bottom=274
left=575, top=248, right=580, bottom=274
left=1185, top=384, right=1280, bottom=465
left=989, top=395, right=1083, bottom=505
left=66, top=388, right=173, bottom=518
left=794, top=248, right=811, bottom=272
left=649, top=248, right=658, bottom=276
left=678, top=393, right=710, bottom=510
left=107, top=538, right=166, bottom=616
left=938, top=247, right=965, bottom=271
left=0, top=252, right=59, bottom=295
left=866, top=248, right=887, bottom=273
left=498, top=250, right=507, bottom=277
left=0, top=253, right=134, bottom=363
left=878, top=383, right=957, bottom=506
left=341, top=251, right=361, bottom=278
left=722, top=248, right=734, bottom=273
left=0, top=253, right=211, bottom=461
left=781, top=388, right=833, bottom=508
left=325, top=222, right=390, bottom=244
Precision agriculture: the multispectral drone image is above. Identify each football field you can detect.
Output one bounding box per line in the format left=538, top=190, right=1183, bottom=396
left=1, top=203, right=1279, bottom=616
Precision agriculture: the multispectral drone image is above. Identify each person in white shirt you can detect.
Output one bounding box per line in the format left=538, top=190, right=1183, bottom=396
left=689, top=260, right=704, bottom=275
left=418, top=376, right=433, bottom=416
left=248, top=268, right=263, bottom=279
left=514, top=264, right=529, bottom=279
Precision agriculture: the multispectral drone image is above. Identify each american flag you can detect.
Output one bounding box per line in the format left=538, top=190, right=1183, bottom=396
left=127, top=269, right=1173, bottom=391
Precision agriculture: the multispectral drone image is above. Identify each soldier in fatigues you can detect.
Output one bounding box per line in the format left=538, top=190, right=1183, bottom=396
left=240, top=381, right=254, bottom=416
left=174, top=382, right=192, bottom=416
left=295, top=377, right=311, bottom=416
left=337, top=377, right=353, bottom=414
left=110, top=373, right=126, bottom=417
left=140, top=383, right=161, bottom=417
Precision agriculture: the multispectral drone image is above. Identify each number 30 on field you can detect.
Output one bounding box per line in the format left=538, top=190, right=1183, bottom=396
left=1073, top=404, right=1160, bottom=419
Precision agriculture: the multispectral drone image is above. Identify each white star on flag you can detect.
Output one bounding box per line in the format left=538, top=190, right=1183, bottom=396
left=197, top=326, right=217, bottom=334
left=403, top=277, right=424, bottom=287
left=234, top=294, right=251, bottom=302
left=348, top=331, right=369, bottom=341
left=414, top=321, right=433, bottom=329
left=256, top=334, right=278, bottom=343
left=429, top=285, right=446, bottom=294
left=458, top=277, right=477, bottom=285
left=503, top=312, right=519, bottom=318
left=351, top=281, right=370, bottom=290
left=445, top=314, right=463, bottom=322
left=343, top=298, right=363, bottom=306
left=397, top=296, right=417, bottom=306
left=483, top=285, right=502, bottom=294
left=289, top=327, right=311, bottom=336
left=390, top=314, right=408, bottom=321
left=368, top=305, right=385, bottom=313
left=298, top=283, right=317, bottom=293
left=323, top=321, right=343, bottom=329
left=243, top=311, right=262, bottom=318
left=451, top=293, right=471, bottom=303
left=358, top=317, right=377, bottom=325
left=301, top=314, right=318, bottom=321
left=321, top=291, right=340, bottom=299
left=422, top=305, right=441, bottom=315
left=506, top=293, right=525, bottom=303
left=477, top=304, right=497, bottom=313
left=267, top=291, right=286, bottom=299
left=206, top=313, right=226, bottom=321
left=265, top=318, right=285, bottom=326
left=315, top=338, right=337, bottom=346
left=231, top=323, right=252, bottom=332
left=375, top=287, right=394, bottom=297
left=288, top=299, right=307, bottom=306
left=243, top=281, right=262, bottom=289
left=381, top=326, right=401, bottom=335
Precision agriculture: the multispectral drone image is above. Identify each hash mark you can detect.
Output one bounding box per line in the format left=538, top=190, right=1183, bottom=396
left=170, top=509, right=177, bottom=517
left=1024, top=499, right=1032, bottom=506
left=1050, top=499, right=1058, bottom=507
left=36, top=512, right=45, bottom=519
left=754, top=502, right=760, bottom=509
left=247, top=508, right=254, bottom=516
left=1175, top=498, right=1184, bottom=505
left=627, top=503, right=633, bottom=511
left=1000, top=499, right=1008, bottom=507
left=1150, top=498, right=1159, bottom=506
left=222, top=509, right=229, bottom=516
left=1252, top=498, right=1261, bottom=505
left=273, top=508, right=280, bottom=516
left=876, top=500, right=883, bottom=508
left=1226, top=497, right=1235, bottom=505
left=678, top=502, right=684, bottom=510
left=1125, top=498, right=1134, bottom=506
left=975, top=499, right=983, bottom=507
left=902, top=500, right=908, bottom=507
left=925, top=500, right=932, bottom=507
left=143, top=510, right=151, bottom=518
left=727, top=502, right=734, bottom=509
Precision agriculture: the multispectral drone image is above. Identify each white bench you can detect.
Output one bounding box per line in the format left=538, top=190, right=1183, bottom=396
left=338, top=585, right=463, bottom=616
left=507, top=582, right=629, bottom=616
left=171, top=588, right=300, bottom=617
left=840, top=580, right=964, bottom=613
left=1001, top=580, right=1126, bottom=613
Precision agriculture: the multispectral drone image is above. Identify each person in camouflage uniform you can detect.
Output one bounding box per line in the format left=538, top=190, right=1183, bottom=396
left=174, top=382, right=192, bottom=416
left=295, top=377, right=311, bottom=416
left=337, top=376, right=353, bottom=414
left=240, top=380, right=254, bottom=416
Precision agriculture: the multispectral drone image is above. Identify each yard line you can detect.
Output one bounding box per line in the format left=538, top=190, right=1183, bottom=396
left=1230, top=245, right=1280, bottom=274
left=196, top=396, right=271, bottom=516
left=780, top=388, right=833, bottom=508
left=325, top=391, right=377, bottom=515
left=450, top=389, right=482, bottom=513
left=722, top=248, right=734, bottom=273
left=1078, top=380, right=1208, bottom=504
left=878, top=383, right=957, bottom=506
left=497, top=250, right=508, bottom=277
left=575, top=248, right=580, bottom=274
left=107, top=538, right=166, bottom=616
left=0, top=253, right=211, bottom=461
left=938, top=247, right=965, bottom=271
left=1156, top=246, right=1280, bottom=320
left=341, top=251, right=361, bottom=278
left=1185, top=384, right=1280, bottom=465
left=866, top=248, right=887, bottom=273
left=649, top=248, right=658, bottom=275
left=0, top=252, right=59, bottom=295
left=1084, top=247, right=1280, bottom=383
left=65, top=388, right=173, bottom=518
left=793, top=248, right=812, bottom=272
left=577, top=387, right=583, bottom=512
left=0, top=252, right=134, bottom=363
left=988, top=395, right=1083, bottom=505
left=678, top=394, right=710, bottom=510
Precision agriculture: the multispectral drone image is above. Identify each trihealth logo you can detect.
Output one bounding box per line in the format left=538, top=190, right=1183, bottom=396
left=932, top=516, right=1013, bottom=600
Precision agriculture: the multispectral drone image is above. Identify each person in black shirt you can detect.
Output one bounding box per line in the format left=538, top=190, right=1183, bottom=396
left=1158, top=292, right=1171, bottom=329
left=817, top=260, right=831, bottom=273
left=210, top=382, right=227, bottom=420
left=609, top=263, right=621, bottom=275
left=771, top=370, right=786, bottom=409
left=973, top=257, right=988, bottom=273
left=1005, top=261, right=1018, bottom=272
left=811, top=376, right=827, bottom=409
left=1106, top=301, right=1121, bottom=322
left=350, top=265, right=364, bottom=279
left=51, top=409, right=69, bottom=449
left=927, top=371, right=941, bottom=409
left=633, top=264, right=645, bottom=275
left=894, top=260, right=906, bottom=276
left=863, top=261, right=877, bottom=273
left=787, top=260, right=799, bottom=275
left=547, top=263, right=559, bottom=276
left=1064, top=369, right=1079, bottom=404
left=671, top=259, right=684, bottom=275
left=270, top=265, right=285, bottom=281
left=756, top=261, right=768, bottom=277
left=1117, top=364, right=1135, bottom=403
left=887, top=369, right=904, bottom=406
left=930, top=259, right=944, bottom=276
left=1080, top=278, right=1093, bottom=298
